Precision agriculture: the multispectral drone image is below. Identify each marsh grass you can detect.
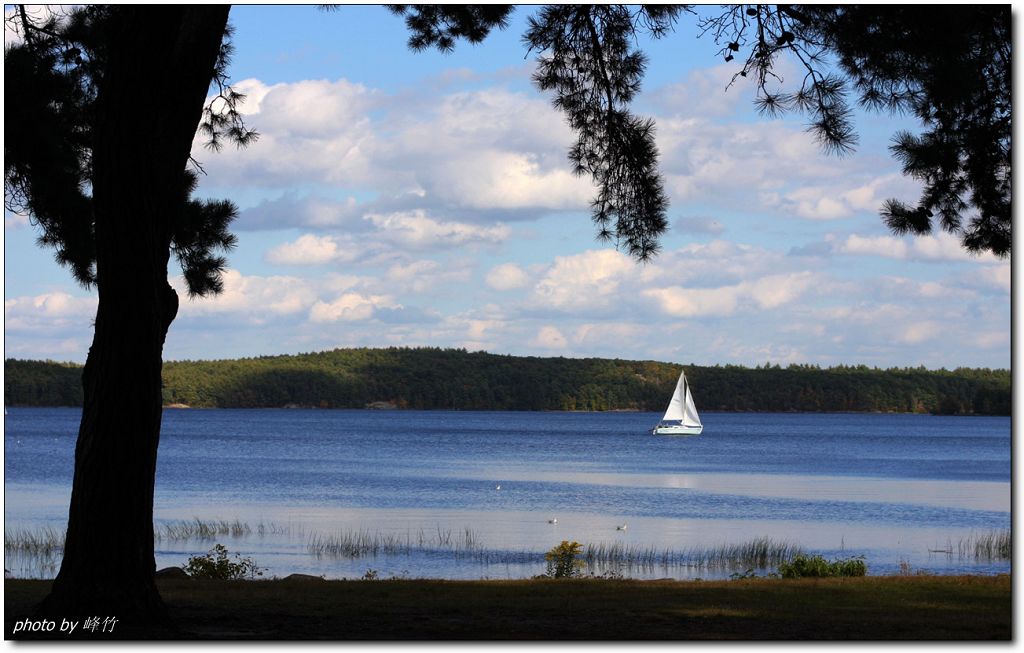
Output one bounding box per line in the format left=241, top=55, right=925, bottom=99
left=583, top=537, right=804, bottom=571
left=941, top=530, right=1012, bottom=561
left=156, top=518, right=252, bottom=541
left=152, top=518, right=301, bottom=541
left=8, top=519, right=1005, bottom=581
left=4, top=527, right=65, bottom=556
left=5, top=518, right=295, bottom=558
left=306, top=526, right=534, bottom=564
left=4, top=523, right=808, bottom=575
left=308, top=529, right=804, bottom=572
left=4, top=528, right=64, bottom=579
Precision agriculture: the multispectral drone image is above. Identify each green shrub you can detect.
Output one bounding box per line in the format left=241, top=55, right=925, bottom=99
left=184, top=543, right=264, bottom=580
left=777, top=554, right=866, bottom=579
left=544, top=540, right=585, bottom=579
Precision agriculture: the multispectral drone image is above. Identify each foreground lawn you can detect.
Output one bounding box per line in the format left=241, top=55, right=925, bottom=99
left=5, top=575, right=1011, bottom=640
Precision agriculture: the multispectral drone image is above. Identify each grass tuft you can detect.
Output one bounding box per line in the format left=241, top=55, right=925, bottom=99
left=583, top=536, right=805, bottom=572
left=155, top=518, right=253, bottom=541
left=953, top=530, right=1011, bottom=561
left=4, top=527, right=65, bottom=555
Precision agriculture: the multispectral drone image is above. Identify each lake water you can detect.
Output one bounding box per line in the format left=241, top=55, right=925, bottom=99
left=4, top=408, right=1011, bottom=580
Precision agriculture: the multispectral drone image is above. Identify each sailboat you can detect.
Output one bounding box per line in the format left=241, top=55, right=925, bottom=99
left=652, top=370, right=703, bottom=436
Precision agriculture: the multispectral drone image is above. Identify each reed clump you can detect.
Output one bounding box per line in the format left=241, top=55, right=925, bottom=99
left=954, top=529, right=1011, bottom=561
left=7, top=519, right=272, bottom=551
left=306, top=526, right=534, bottom=564
left=583, top=536, right=804, bottom=572
left=308, top=530, right=413, bottom=558
left=155, top=518, right=253, bottom=541
left=4, top=527, right=65, bottom=555
left=306, top=529, right=806, bottom=573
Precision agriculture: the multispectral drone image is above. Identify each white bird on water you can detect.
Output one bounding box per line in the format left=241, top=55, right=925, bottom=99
left=548, top=518, right=558, bottom=524
left=616, top=523, right=628, bottom=531
left=495, top=484, right=501, bottom=491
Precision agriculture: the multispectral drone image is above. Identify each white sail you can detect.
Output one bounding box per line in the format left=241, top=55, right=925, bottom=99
left=682, top=383, right=702, bottom=428
left=661, top=372, right=687, bottom=421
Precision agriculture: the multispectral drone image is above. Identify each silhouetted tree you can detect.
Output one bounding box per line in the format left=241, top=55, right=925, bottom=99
left=5, top=5, right=251, bottom=631
left=696, top=5, right=1010, bottom=256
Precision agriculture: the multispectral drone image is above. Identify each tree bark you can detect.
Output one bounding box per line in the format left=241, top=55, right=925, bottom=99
left=37, top=6, right=230, bottom=636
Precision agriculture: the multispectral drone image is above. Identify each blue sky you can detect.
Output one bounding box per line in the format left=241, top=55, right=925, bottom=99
left=3, top=6, right=1011, bottom=369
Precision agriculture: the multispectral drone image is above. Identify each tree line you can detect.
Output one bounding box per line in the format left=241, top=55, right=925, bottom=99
left=5, top=348, right=1010, bottom=415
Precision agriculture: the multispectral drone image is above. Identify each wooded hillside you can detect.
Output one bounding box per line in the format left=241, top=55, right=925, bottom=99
left=4, top=348, right=1011, bottom=415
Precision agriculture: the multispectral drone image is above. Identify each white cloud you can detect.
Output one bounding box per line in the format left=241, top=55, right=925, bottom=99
left=973, top=264, right=1011, bottom=292
left=530, top=325, right=567, bottom=349
left=898, top=321, right=941, bottom=345
left=221, top=78, right=277, bottom=116
left=908, top=234, right=986, bottom=261
left=5, top=211, right=29, bottom=230
left=531, top=249, right=637, bottom=312
left=256, top=78, right=378, bottom=137
left=309, top=293, right=399, bottom=323
left=783, top=188, right=852, bottom=220
left=265, top=234, right=348, bottom=265
left=260, top=210, right=510, bottom=268
left=972, top=331, right=1008, bottom=349
left=572, top=322, right=643, bottom=347
left=648, top=63, right=753, bottom=119
left=643, top=272, right=815, bottom=317
left=674, top=216, right=725, bottom=236
left=651, top=80, right=925, bottom=223
left=466, top=319, right=504, bottom=341
left=3, top=291, right=97, bottom=362
left=176, top=269, right=316, bottom=318
left=866, top=276, right=976, bottom=304
left=838, top=232, right=1002, bottom=263
left=840, top=234, right=910, bottom=259
left=364, top=210, right=510, bottom=248
left=657, top=116, right=833, bottom=207
left=385, top=259, right=472, bottom=293
left=239, top=195, right=362, bottom=231
left=774, top=174, right=912, bottom=221
left=4, top=292, right=97, bottom=330
left=840, top=175, right=904, bottom=212
left=642, top=285, right=740, bottom=317
left=747, top=272, right=816, bottom=309
left=643, top=240, right=791, bottom=289
left=486, top=263, right=530, bottom=291
left=196, top=81, right=590, bottom=218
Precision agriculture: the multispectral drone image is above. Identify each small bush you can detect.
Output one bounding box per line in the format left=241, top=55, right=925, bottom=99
left=777, top=554, right=866, bottom=579
left=184, top=543, right=264, bottom=580
left=544, top=540, right=585, bottom=579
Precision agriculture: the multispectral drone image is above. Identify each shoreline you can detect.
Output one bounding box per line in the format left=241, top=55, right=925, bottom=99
left=5, top=404, right=1008, bottom=416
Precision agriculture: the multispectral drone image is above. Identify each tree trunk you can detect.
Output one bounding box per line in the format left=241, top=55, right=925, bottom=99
left=37, top=7, right=230, bottom=636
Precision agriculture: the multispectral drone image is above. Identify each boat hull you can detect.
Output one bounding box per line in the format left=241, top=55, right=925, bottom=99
left=652, top=424, right=703, bottom=436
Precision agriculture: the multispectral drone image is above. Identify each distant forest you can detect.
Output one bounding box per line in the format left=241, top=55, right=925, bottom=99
left=4, top=348, right=1010, bottom=415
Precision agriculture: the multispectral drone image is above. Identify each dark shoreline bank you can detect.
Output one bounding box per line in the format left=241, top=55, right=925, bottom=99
left=5, top=575, right=1011, bottom=640
left=6, top=348, right=1010, bottom=415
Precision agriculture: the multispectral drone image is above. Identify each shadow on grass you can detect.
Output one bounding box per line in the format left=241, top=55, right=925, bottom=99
left=5, top=575, right=1011, bottom=641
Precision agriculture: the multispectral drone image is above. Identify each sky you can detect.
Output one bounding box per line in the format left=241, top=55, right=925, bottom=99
left=2, top=5, right=1012, bottom=370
